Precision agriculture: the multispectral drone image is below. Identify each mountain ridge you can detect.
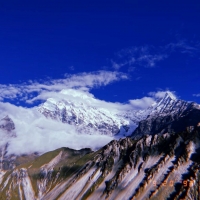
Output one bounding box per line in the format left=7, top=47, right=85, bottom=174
left=38, top=90, right=195, bottom=137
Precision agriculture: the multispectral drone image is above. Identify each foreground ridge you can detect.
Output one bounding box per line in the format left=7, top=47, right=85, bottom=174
left=0, top=124, right=200, bottom=200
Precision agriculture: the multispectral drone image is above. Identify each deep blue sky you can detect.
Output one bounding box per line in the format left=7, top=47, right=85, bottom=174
left=0, top=0, right=200, bottom=105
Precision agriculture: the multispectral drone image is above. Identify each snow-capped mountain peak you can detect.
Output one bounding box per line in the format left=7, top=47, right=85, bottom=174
left=38, top=90, right=195, bottom=137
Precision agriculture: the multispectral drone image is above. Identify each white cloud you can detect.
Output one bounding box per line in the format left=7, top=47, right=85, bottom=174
left=111, top=60, right=125, bottom=70
left=0, top=70, right=128, bottom=104
left=129, top=97, right=155, bottom=109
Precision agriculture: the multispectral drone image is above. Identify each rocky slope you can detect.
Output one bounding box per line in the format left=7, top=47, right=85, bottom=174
left=0, top=123, right=200, bottom=200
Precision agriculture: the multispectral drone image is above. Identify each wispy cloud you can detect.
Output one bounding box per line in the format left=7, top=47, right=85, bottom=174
left=129, top=97, right=155, bottom=109
left=111, top=40, right=200, bottom=71
left=165, top=40, right=199, bottom=55
left=68, top=65, right=75, bottom=70
left=137, top=54, right=167, bottom=67
left=111, top=61, right=126, bottom=70
left=112, top=45, right=168, bottom=70
left=0, top=70, right=128, bottom=104
left=193, top=93, right=200, bottom=97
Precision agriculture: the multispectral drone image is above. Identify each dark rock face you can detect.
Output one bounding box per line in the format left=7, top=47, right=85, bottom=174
left=131, top=102, right=200, bottom=139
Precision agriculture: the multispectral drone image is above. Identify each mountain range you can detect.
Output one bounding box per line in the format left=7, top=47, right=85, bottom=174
left=0, top=91, right=200, bottom=199
left=38, top=90, right=187, bottom=137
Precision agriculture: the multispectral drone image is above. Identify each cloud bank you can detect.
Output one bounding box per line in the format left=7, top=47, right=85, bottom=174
left=0, top=102, right=113, bottom=155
